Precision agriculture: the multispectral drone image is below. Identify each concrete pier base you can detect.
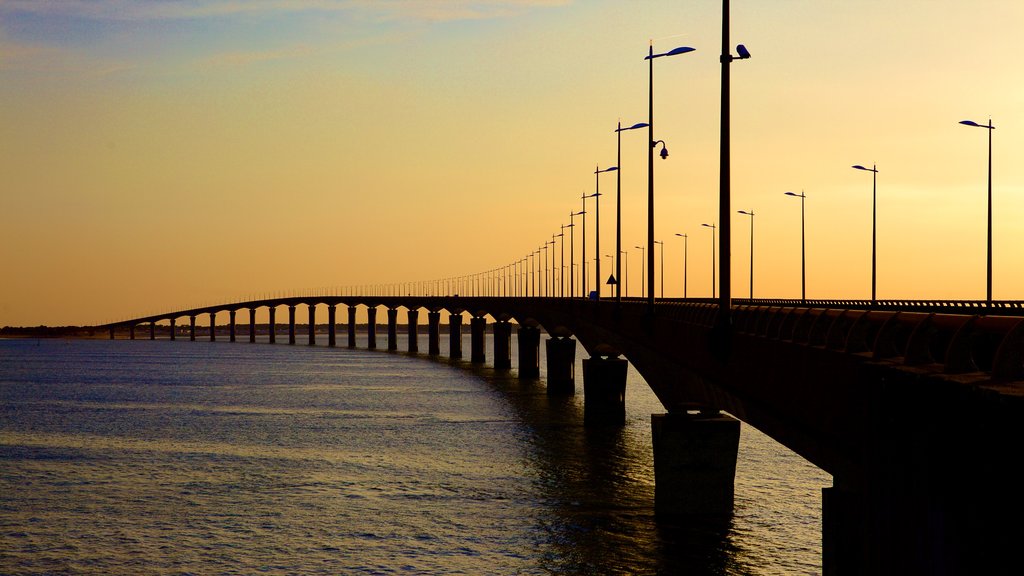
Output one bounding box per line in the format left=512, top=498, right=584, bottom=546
left=307, top=304, right=316, bottom=346
left=348, top=306, right=358, bottom=348
left=822, top=485, right=862, bottom=576
left=190, top=316, right=196, bottom=342
left=170, top=319, right=176, bottom=341
left=582, top=355, right=627, bottom=425
left=248, top=309, right=256, bottom=343
left=129, top=325, right=135, bottom=340
left=387, top=308, right=398, bottom=351
left=517, top=325, right=541, bottom=379
left=367, top=307, right=377, bottom=349
left=268, top=308, right=275, bottom=344
left=328, top=305, right=337, bottom=347
left=428, top=311, right=441, bottom=356
left=407, top=309, right=419, bottom=353
left=229, top=310, right=236, bottom=342
left=210, top=312, right=217, bottom=342
left=150, top=321, right=156, bottom=341
left=493, top=321, right=512, bottom=369
left=545, top=337, right=576, bottom=394
left=470, top=317, right=487, bottom=364
left=288, top=306, right=296, bottom=345
left=449, top=313, right=463, bottom=358
left=109, top=327, right=115, bottom=340
left=651, top=412, right=740, bottom=516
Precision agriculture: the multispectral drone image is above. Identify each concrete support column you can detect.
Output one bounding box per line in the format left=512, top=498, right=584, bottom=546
left=109, top=327, right=115, bottom=340
left=471, top=317, right=487, bottom=364
left=367, top=307, right=377, bottom=349
left=516, top=325, right=541, bottom=379
left=248, top=309, right=256, bottom=343
left=170, top=319, right=176, bottom=341
left=348, top=306, right=358, bottom=348
left=582, top=355, right=627, bottom=425
left=229, top=310, right=236, bottom=342
left=427, top=311, right=441, bottom=356
left=822, top=484, right=862, bottom=576
left=449, top=313, right=463, bottom=359
left=493, top=321, right=512, bottom=369
left=545, top=336, right=577, bottom=394
left=150, top=321, right=156, bottom=340
left=288, top=305, right=296, bottom=345
left=189, top=316, right=196, bottom=341
left=407, top=309, right=419, bottom=353
left=130, top=325, right=135, bottom=340
left=268, top=307, right=276, bottom=344
left=209, top=312, right=217, bottom=342
left=307, top=304, right=316, bottom=346
left=651, top=412, right=741, bottom=516
left=387, top=308, right=398, bottom=351
left=328, top=304, right=337, bottom=347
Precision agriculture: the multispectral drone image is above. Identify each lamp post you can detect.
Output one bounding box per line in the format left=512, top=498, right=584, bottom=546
left=622, top=250, right=629, bottom=297
left=615, top=121, right=648, bottom=302
left=702, top=223, right=717, bottom=298
left=654, top=240, right=665, bottom=298
left=852, top=164, right=879, bottom=302
left=785, top=191, right=806, bottom=303
left=674, top=233, right=688, bottom=298
left=581, top=192, right=598, bottom=298
left=551, top=235, right=562, bottom=297
left=594, top=165, right=617, bottom=300
left=737, top=210, right=754, bottom=298
left=645, top=42, right=696, bottom=312
left=569, top=211, right=583, bottom=299
left=959, top=118, right=995, bottom=305
left=559, top=225, right=569, bottom=297
left=635, top=245, right=646, bottom=298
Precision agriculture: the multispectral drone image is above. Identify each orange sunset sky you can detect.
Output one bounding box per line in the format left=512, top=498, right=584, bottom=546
left=2, top=0, right=1022, bottom=327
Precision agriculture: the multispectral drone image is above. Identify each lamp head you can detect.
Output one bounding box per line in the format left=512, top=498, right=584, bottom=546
left=736, top=44, right=751, bottom=59
left=660, top=147, right=669, bottom=159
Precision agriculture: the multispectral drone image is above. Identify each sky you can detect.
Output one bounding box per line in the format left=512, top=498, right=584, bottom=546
left=2, top=0, right=1023, bottom=327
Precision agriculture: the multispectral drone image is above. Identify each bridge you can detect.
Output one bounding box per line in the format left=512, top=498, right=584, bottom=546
left=96, top=295, right=1024, bottom=574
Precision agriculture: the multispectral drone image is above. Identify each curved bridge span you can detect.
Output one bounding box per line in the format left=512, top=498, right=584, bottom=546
left=100, top=297, right=1024, bottom=575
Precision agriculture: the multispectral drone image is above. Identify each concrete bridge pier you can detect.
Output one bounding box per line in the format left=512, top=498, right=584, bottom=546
left=307, top=304, right=316, bottom=346
left=449, top=313, right=463, bottom=359
left=470, top=316, right=487, bottom=364
left=545, top=336, right=576, bottom=394
left=248, top=309, right=256, bottom=343
left=427, top=311, right=441, bottom=356
left=517, top=325, right=541, bottom=379
left=170, top=319, right=176, bottom=341
left=348, top=306, right=358, bottom=348
left=582, top=354, right=627, bottom=425
left=109, top=327, right=115, bottom=340
left=209, top=312, right=217, bottom=342
left=288, top=305, right=296, bottom=345
left=268, top=308, right=276, bottom=344
left=651, top=412, right=741, bottom=517
left=229, top=310, right=236, bottom=342
left=493, top=320, right=512, bottom=369
left=407, top=309, right=419, bottom=352
left=150, top=321, right=156, bottom=340
left=189, top=316, right=196, bottom=341
left=327, top=305, right=336, bottom=347
left=367, top=307, right=377, bottom=349
left=387, top=308, right=398, bottom=351
left=129, top=325, right=135, bottom=340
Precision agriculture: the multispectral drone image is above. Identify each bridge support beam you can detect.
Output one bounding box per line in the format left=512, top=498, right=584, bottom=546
left=189, top=316, right=196, bottom=342
left=348, top=306, right=358, bottom=348
left=545, top=336, right=576, bottom=394
left=470, top=317, right=487, bottom=364
left=367, top=307, right=377, bottom=349
left=449, top=313, right=463, bottom=359
left=493, top=321, right=512, bottom=370
left=387, top=308, right=398, bottom=351
left=427, top=311, right=441, bottom=356
left=651, top=412, right=740, bottom=516
left=209, top=312, right=216, bottom=342
left=170, top=319, right=176, bottom=341
left=229, top=310, right=236, bottom=342
left=288, top=306, right=296, bottom=345
left=150, top=321, right=156, bottom=341
left=328, top=305, right=336, bottom=347
left=307, top=304, right=316, bottom=346
left=582, top=355, right=627, bottom=425
left=516, top=325, right=541, bottom=379
left=407, top=309, right=419, bottom=353
left=268, top=308, right=276, bottom=344
left=248, top=309, right=256, bottom=343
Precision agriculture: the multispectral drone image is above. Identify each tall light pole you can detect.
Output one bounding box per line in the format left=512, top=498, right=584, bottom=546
left=622, top=249, right=629, bottom=297
left=674, top=233, right=688, bottom=298
left=737, top=210, right=754, bottom=298
left=635, top=245, right=646, bottom=299
left=645, top=42, right=695, bottom=313
left=581, top=192, right=598, bottom=298
left=559, top=225, right=569, bottom=297
left=959, top=118, right=995, bottom=305
left=785, top=191, right=806, bottom=303
left=852, top=164, right=879, bottom=302
left=615, top=121, right=648, bottom=303
left=594, top=165, right=617, bottom=300
left=569, top=211, right=583, bottom=298
left=702, top=223, right=716, bottom=298
left=654, top=240, right=665, bottom=298
left=551, top=235, right=562, bottom=297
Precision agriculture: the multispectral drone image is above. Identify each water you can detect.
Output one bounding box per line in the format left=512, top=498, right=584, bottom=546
left=1, top=335, right=830, bottom=575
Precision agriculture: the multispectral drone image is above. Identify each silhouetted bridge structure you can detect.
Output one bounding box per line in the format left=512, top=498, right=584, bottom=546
left=98, top=297, right=1024, bottom=575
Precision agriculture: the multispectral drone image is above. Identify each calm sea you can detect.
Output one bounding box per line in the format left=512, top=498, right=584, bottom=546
left=0, top=334, right=830, bottom=575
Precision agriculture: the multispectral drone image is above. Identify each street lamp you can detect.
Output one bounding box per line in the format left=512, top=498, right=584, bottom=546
left=674, top=233, right=688, bottom=298
left=785, top=191, right=806, bottom=303
left=702, top=224, right=717, bottom=298
left=622, top=249, right=629, bottom=297
left=645, top=42, right=695, bottom=312
left=559, top=225, right=569, bottom=297
left=569, top=210, right=584, bottom=298
left=737, top=210, right=755, bottom=298
left=852, top=164, right=879, bottom=302
left=581, top=192, right=598, bottom=298
left=654, top=240, right=665, bottom=298
left=615, top=121, right=648, bottom=302
left=552, top=233, right=563, bottom=297
left=594, top=164, right=618, bottom=300
left=635, top=245, right=646, bottom=298
left=959, top=118, right=995, bottom=305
